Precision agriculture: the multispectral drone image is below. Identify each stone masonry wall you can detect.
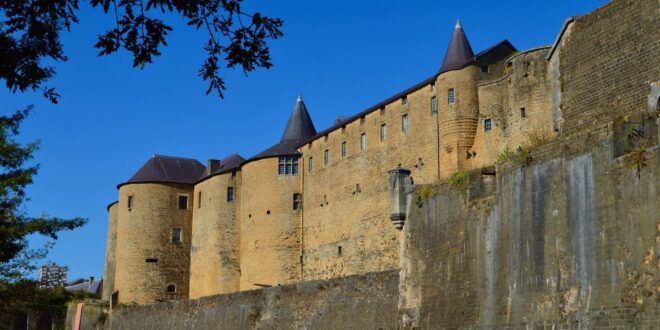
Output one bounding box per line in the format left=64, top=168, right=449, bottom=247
left=558, top=0, right=659, bottom=136
left=399, top=138, right=660, bottom=328
left=102, top=203, right=118, bottom=301
left=189, top=171, right=242, bottom=298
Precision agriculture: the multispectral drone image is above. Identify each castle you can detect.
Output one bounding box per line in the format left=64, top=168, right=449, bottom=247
left=101, top=8, right=655, bottom=307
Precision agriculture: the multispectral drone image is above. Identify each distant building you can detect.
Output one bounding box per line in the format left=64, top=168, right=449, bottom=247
left=65, top=277, right=103, bottom=296
left=38, top=264, right=68, bottom=288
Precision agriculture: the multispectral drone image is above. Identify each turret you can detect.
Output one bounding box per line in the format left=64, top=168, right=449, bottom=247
left=113, top=155, right=205, bottom=304
left=437, top=21, right=480, bottom=177
left=238, top=96, right=316, bottom=290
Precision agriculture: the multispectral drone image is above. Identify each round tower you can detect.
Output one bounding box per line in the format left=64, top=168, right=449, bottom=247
left=113, top=155, right=205, bottom=304
left=189, top=153, right=244, bottom=299
left=102, top=201, right=118, bottom=302
left=238, top=96, right=317, bottom=290
left=437, top=21, right=479, bottom=177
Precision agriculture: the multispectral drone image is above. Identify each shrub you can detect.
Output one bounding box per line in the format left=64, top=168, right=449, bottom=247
left=447, top=170, right=469, bottom=191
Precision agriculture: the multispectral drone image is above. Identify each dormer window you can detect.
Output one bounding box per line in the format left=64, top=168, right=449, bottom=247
left=278, top=156, right=299, bottom=175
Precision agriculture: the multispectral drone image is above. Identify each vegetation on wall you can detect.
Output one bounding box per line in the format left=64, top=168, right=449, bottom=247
left=414, top=186, right=437, bottom=207
left=447, top=171, right=470, bottom=191
left=627, top=147, right=648, bottom=178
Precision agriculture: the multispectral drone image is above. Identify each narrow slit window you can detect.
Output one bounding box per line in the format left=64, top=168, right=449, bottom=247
left=227, top=187, right=234, bottom=202
left=520, top=107, right=526, bottom=118
left=292, top=193, right=302, bottom=210
left=197, top=191, right=201, bottom=208
left=448, top=88, right=455, bottom=105
left=402, top=114, right=409, bottom=134
left=341, top=142, right=346, bottom=158
left=145, top=258, right=158, bottom=263
left=431, top=96, right=438, bottom=115
left=127, top=195, right=133, bottom=209
left=360, top=133, right=366, bottom=150
left=308, top=157, right=313, bottom=173
left=380, top=124, right=387, bottom=142
left=324, top=149, right=329, bottom=165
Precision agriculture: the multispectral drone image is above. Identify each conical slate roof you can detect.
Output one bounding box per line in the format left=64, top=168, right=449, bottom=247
left=280, top=95, right=317, bottom=143
left=249, top=96, right=317, bottom=161
left=438, top=20, right=475, bottom=74
left=118, top=154, right=206, bottom=188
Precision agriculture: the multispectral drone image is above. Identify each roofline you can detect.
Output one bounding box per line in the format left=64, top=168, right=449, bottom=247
left=196, top=166, right=243, bottom=185
left=298, top=75, right=437, bottom=147
left=240, top=151, right=302, bottom=168
left=474, top=39, right=516, bottom=58
left=106, top=200, right=118, bottom=211
left=546, top=17, right=576, bottom=60
left=505, top=45, right=552, bottom=65
left=116, top=180, right=196, bottom=190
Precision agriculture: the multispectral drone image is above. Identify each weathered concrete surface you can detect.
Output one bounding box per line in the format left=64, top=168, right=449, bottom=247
left=74, top=270, right=398, bottom=330
left=399, top=141, right=660, bottom=329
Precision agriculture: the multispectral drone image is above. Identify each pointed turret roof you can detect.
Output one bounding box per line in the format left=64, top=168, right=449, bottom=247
left=280, top=95, right=317, bottom=143
left=438, top=20, right=475, bottom=74
left=249, top=96, right=317, bottom=161
left=118, top=154, right=206, bottom=188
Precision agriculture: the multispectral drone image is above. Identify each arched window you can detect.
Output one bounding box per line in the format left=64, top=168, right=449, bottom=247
left=166, top=284, right=176, bottom=293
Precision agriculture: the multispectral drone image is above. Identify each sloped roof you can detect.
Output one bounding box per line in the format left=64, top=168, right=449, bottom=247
left=247, top=96, right=317, bottom=162
left=439, top=20, right=475, bottom=74
left=199, top=153, right=245, bottom=180
left=118, top=155, right=206, bottom=188
left=65, top=278, right=103, bottom=295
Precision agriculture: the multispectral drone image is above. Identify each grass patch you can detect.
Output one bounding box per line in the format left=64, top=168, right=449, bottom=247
left=497, top=146, right=515, bottom=164
left=415, top=186, right=436, bottom=207
left=447, top=170, right=469, bottom=191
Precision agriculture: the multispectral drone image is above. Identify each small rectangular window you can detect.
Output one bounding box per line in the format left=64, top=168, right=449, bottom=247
left=227, top=187, right=234, bottom=202
left=292, top=193, right=302, bottom=210
left=481, top=65, right=489, bottom=73
left=448, top=88, right=455, bottom=105
left=520, top=107, right=526, bottom=118
left=127, top=195, right=133, bottom=209
left=171, top=228, right=182, bottom=243
left=324, top=149, right=329, bottom=165
left=360, top=133, right=366, bottom=150
left=178, top=195, right=188, bottom=210
left=380, top=124, right=387, bottom=142
left=145, top=258, right=158, bottom=263
left=308, top=157, right=313, bottom=173
left=484, top=118, right=492, bottom=131
left=431, top=96, right=438, bottom=115
left=402, top=114, right=409, bottom=134
left=341, top=142, right=347, bottom=158
left=197, top=191, right=201, bottom=208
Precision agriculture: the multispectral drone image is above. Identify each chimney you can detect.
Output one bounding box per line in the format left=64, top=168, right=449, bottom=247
left=207, top=159, right=221, bottom=173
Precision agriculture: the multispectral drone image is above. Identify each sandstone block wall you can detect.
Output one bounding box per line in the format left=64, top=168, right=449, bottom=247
left=399, top=140, right=659, bottom=328
left=114, top=183, right=194, bottom=304
left=558, top=0, right=659, bottom=136
left=239, top=158, right=302, bottom=290
left=102, top=203, right=118, bottom=301
left=189, top=171, right=241, bottom=298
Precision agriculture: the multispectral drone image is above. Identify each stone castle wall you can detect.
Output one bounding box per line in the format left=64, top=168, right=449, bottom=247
left=101, top=202, right=118, bottom=301
left=114, top=183, right=194, bottom=304
left=189, top=171, right=242, bottom=299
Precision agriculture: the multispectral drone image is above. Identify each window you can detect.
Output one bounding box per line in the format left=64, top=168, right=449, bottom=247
left=402, top=114, right=409, bottom=134
left=481, top=65, right=489, bottom=73
left=127, top=195, right=133, bottom=209
left=171, top=228, right=182, bottom=243
left=167, top=284, right=176, bottom=293
left=380, top=124, right=387, bottom=142
left=520, top=107, right=526, bottom=118
left=145, top=258, right=158, bottom=263
left=338, top=246, right=342, bottom=256
left=324, top=149, right=329, bottom=165
left=293, top=193, right=302, bottom=210
left=448, top=88, right=455, bottom=104
left=431, top=96, right=438, bottom=115
left=197, top=192, right=201, bottom=208
left=227, top=187, right=234, bottom=202
left=308, top=157, right=313, bottom=173
left=380, top=107, right=385, bottom=116
left=360, top=133, right=366, bottom=150
left=278, top=156, right=299, bottom=175
left=178, top=195, right=188, bottom=210
left=341, top=142, right=347, bottom=158
left=341, top=126, right=346, bottom=135
left=402, top=96, right=408, bottom=105
left=484, top=118, right=492, bottom=131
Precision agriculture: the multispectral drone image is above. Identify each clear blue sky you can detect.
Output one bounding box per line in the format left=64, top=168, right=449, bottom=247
left=2, top=0, right=608, bottom=281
